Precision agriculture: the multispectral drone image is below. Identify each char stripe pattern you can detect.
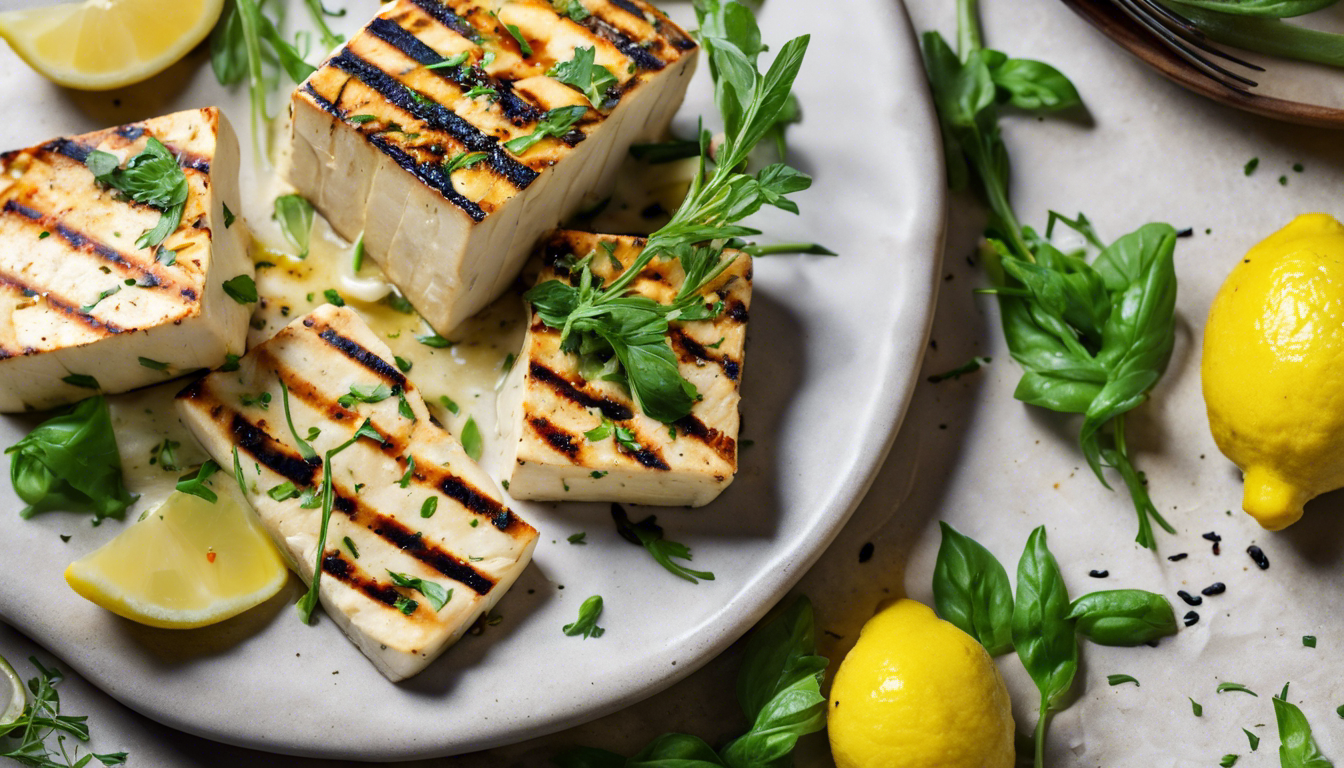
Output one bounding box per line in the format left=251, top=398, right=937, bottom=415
left=2, top=201, right=166, bottom=289
left=529, top=361, right=633, bottom=420
left=528, top=415, right=581, bottom=457
left=228, top=412, right=324, bottom=486
left=331, top=494, right=497, bottom=594
left=0, top=272, right=122, bottom=333
left=406, top=0, right=481, bottom=42
left=667, top=326, right=739, bottom=381
left=315, top=326, right=409, bottom=388
left=328, top=50, right=538, bottom=188
left=578, top=16, right=664, bottom=70
left=322, top=551, right=416, bottom=612
left=365, top=16, right=546, bottom=127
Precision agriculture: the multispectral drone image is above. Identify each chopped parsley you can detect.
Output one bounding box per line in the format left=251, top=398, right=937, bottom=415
left=85, top=137, right=188, bottom=250
left=547, top=46, right=618, bottom=107
left=420, top=496, right=438, bottom=518
left=61, top=374, right=100, bottom=390
left=503, top=105, right=588, bottom=155
left=562, top=595, right=605, bottom=638
left=222, top=274, right=258, bottom=304
left=444, top=151, right=489, bottom=175
left=138, top=357, right=169, bottom=371
left=388, top=570, right=451, bottom=611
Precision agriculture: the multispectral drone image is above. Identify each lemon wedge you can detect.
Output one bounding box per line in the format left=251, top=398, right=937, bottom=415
left=0, top=0, right=224, bottom=91
left=0, top=653, right=23, bottom=727
left=65, top=488, right=289, bottom=629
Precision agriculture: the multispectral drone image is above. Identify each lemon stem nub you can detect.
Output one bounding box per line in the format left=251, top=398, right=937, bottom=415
left=1242, top=466, right=1309, bottom=531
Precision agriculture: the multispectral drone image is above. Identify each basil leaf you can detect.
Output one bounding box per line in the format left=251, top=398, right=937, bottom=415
left=273, top=194, right=315, bottom=259
left=1274, top=694, right=1334, bottom=767
left=547, top=46, right=618, bottom=107
left=5, top=396, right=137, bottom=523
left=562, top=595, right=606, bottom=638
left=387, top=571, right=451, bottom=611
left=988, top=57, right=1081, bottom=111
left=461, top=416, right=483, bottom=461
left=1011, top=526, right=1077, bottom=752
left=1067, top=589, right=1177, bottom=646
left=222, top=275, right=258, bottom=304
left=932, top=522, right=1015, bottom=656
left=629, top=734, right=725, bottom=767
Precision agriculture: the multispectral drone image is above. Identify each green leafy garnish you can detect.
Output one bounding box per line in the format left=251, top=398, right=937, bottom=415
left=394, top=356, right=413, bottom=373
left=387, top=571, right=451, bottom=611
left=1191, top=698, right=1203, bottom=716
left=1246, top=728, right=1261, bottom=750
left=425, top=51, right=470, bottom=70
left=461, top=416, right=483, bottom=461
left=551, top=0, right=590, bottom=21
left=568, top=532, right=587, bottom=544
left=463, top=85, right=497, bottom=100
left=61, top=375, right=99, bottom=390
left=222, top=203, right=236, bottom=228
left=500, top=19, right=533, bottom=57
left=337, top=383, right=392, bottom=408
left=1275, top=688, right=1333, bottom=766
left=152, top=439, right=182, bottom=472
left=80, top=286, right=120, bottom=313
left=522, top=11, right=811, bottom=424
left=417, top=332, right=454, bottom=348
left=85, top=137, right=188, bottom=250
left=503, top=105, right=589, bottom=155
left=420, top=496, right=437, bottom=518
left=279, top=381, right=317, bottom=460
left=1218, top=682, right=1259, bottom=697
left=927, top=356, right=991, bottom=383
left=138, top=357, right=169, bottom=371
left=1221, top=756, right=1239, bottom=767
left=1107, top=674, right=1139, bottom=687
left=0, top=656, right=128, bottom=767
left=393, top=596, right=418, bottom=615
left=222, top=275, right=258, bottom=304
left=1161, top=1, right=1344, bottom=69
left=1066, top=590, right=1177, bottom=646
left=923, top=0, right=1177, bottom=549
left=444, top=151, right=488, bottom=176
left=343, top=536, right=359, bottom=559
left=548, top=46, right=618, bottom=107
left=176, top=460, right=221, bottom=503
left=268, top=481, right=299, bottom=501
left=562, top=595, right=605, bottom=638
left=322, top=288, right=344, bottom=307
left=1012, top=526, right=1077, bottom=768
left=399, top=456, right=416, bottom=488
left=932, top=521, right=1014, bottom=655
left=440, top=396, right=460, bottom=415
left=6, top=396, right=137, bottom=524
left=297, top=419, right=383, bottom=624
left=231, top=446, right=247, bottom=495
left=273, top=195, right=314, bottom=259
left=611, top=504, right=713, bottom=583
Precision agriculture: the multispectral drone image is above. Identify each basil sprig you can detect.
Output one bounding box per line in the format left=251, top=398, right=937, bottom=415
left=6, top=396, right=137, bottom=524
left=85, top=138, right=188, bottom=250
left=554, top=596, right=826, bottom=768
left=931, top=523, right=1177, bottom=767
left=523, top=2, right=810, bottom=424
left=922, top=0, right=1178, bottom=549
left=1274, top=689, right=1334, bottom=766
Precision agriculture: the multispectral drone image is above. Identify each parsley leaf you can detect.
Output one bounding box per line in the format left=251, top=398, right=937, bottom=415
left=152, top=439, right=182, bottom=472
left=222, top=274, right=258, bottom=304
left=176, top=460, right=221, bottom=503
left=273, top=194, right=314, bottom=259
left=85, top=137, right=188, bottom=250
left=337, top=383, right=392, bottom=408
left=461, top=416, right=483, bottom=461
left=562, top=595, right=605, bottom=638
left=503, top=105, right=589, bottom=155
left=611, top=504, right=714, bottom=583
left=547, top=46, right=618, bottom=107
left=388, top=571, right=451, bottom=611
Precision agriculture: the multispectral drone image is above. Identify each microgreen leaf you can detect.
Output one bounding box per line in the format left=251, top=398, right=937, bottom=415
left=611, top=504, right=714, bottom=583
left=548, top=46, right=619, bottom=107
left=85, top=137, right=188, bottom=250
left=1218, top=682, right=1259, bottom=697
left=176, top=460, right=221, bottom=503
left=387, top=571, right=451, bottom=611
left=562, top=595, right=606, bottom=638
left=273, top=194, right=314, bottom=259
left=1107, top=674, right=1139, bottom=687
left=461, top=416, right=483, bottom=461
left=503, top=105, right=589, bottom=155
left=222, top=274, right=258, bottom=304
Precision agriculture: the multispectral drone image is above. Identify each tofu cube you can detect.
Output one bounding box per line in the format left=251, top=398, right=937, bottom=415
left=497, top=230, right=749, bottom=507
left=0, top=108, right=252, bottom=412
left=287, top=0, right=698, bottom=334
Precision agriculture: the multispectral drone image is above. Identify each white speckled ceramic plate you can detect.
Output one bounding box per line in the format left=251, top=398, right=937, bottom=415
left=0, top=0, right=943, bottom=759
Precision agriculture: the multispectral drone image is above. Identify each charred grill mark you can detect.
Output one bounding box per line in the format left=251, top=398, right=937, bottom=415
left=0, top=272, right=123, bottom=333
left=366, top=17, right=546, bottom=128
left=528, top=415, right=580, bottom=457
left=322, top=551, right=417, bottom=612
left=41, top=138, right=92, bottom=163
left=172, top=150, right=211, bottom=174
left=114, top=124, right=145, bottom=140
left=725, top=300, right=748, bottom=323
left=606, top=0, right=646, bottom=19
left=529, top=361, right=634, bottom=421
left=412, top=460, right=528, bottom=535
left=301, top=84, right=486, bottom=221
left=327, top=51, right=538, bottom=190
left=625, top=441, right=670, bottom=470
left=668, top=327, right=739, bottom=381
left=673, top=414, right=736, bottom=460
left=314, top=326, right=409, bottom=389
left=407, top=0, right=482, bottom=42
left=579, top=17, right=664, bottom=70
left=2, top=201, right=167, bottom=289
left=228, top=412, right=324, bottom=486
left=327, top=488, right=496, bottom=594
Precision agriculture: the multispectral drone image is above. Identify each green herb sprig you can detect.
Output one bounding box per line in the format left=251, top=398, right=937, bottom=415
left=503, top=105, right=589, bottom=155
left=387, top=571, right=451, bottom=611
left=923, top=0, right=1179, bottom=549
left=273, top=194, right=315, bottom=259
left=6, top=397, right=137, bottom=524
left=1159, top=0, right=1344, bottom=69
left=612, top=504, right=713, bottom=583
left=85, top=138, right=188, bottom=250
left=931, top=523, right=1177, bottom=767
left=1274, top=687, right=1334, bottom=766
left=0, top=657, right=128, bottom=767
left=555, top=596, right=826, bottom=768
left=547, top=46, right=618, bottom=108
left=562, top=595, right=606, bottom=638
left=523, top=4, right=809, bottom=424
left=176, top=460, right=222, bottom=503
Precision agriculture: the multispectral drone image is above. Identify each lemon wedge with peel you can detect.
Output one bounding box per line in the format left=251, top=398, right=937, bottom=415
left=65, top=488, right=288, bottom=629
left=0, top=0, right=224, bottom=91
left=0, top=653, right=24, bottom=727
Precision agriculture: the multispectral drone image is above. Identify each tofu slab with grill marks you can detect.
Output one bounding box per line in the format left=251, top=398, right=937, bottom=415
left=0, top=108, right=251, bottom=412
left=175, top=304, right=538, bottom=681
left=498, top=231, right=749, bottom=507
left=287, top=0, right=698, bottom=334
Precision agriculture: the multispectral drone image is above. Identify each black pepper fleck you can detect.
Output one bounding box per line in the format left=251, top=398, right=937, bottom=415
left=1201, top=582, right=1226, bottom=597
left=1089, top=569, right=1109, bottom=578
left=1177, top=590, right=1203, bottom=606
left=1247, top=545, right=1269, bottom=570
left=858, top=542, right=874, bottom=563
left=1168, top=553, right=1189, bottom=562
left=1202, top=532, right=1222, bottom=542
left=1184, top=611, right=1200, bottom=627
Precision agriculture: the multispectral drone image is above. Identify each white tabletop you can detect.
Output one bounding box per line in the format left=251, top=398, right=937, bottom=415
left=5, top=0, right=1344, bottom=764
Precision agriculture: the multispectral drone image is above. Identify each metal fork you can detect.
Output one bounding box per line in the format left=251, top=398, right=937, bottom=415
left=1111, top=0, right=1265, bottom=90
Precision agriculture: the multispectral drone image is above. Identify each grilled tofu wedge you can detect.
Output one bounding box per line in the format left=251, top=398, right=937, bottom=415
left=176, top=304, right=538, bottom=681
left=498, top=231, right=749, bottom=507
left=0, top=108, right=251, bottom=412
left=287, top=0, right=698, bottom=334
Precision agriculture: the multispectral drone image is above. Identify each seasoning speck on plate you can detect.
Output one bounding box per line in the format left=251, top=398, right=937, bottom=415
left=1177, top=590, right=1203, bottom=606
left=1201, top=582, right=1227, bottom=597
left=1247, top=545, right=1270, bottom=570
left=1184, top=611, right=1200, bottom=627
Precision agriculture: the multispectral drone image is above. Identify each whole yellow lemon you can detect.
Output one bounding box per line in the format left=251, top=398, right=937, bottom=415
left=1203, top=213, right=1344, bottom=530
left=827, top=599, right=1014, bottom=768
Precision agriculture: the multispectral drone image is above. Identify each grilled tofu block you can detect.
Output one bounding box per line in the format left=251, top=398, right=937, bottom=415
left=497, top=231, right=749, bottom=507
left=287, top=0, right=698, bottom=334
left=176, top=304, right=538, bottom=681
left=0, top=108, right=251, bottom=412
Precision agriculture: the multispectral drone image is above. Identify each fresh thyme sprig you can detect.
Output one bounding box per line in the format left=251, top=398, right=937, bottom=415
left=523, top=3, right=810, bottom=424
left=0, top=657, right=127, bottom=767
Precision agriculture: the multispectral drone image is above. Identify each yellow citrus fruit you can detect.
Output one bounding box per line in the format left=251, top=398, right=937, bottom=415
left=65, top=488, right=288, bottom=629
left=1203, top=213, right=1344, bottom=530
left=0, top=0, right=224, bottom=91
left=0, top=653, right=23, bottom=726
left=827, top=599, right=1015, bottom=768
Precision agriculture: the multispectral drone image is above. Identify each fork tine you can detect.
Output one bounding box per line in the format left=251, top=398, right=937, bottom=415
left=1131, top=0, right=1266, bottom=71
left=1112, top=0, right=1260, bottom=89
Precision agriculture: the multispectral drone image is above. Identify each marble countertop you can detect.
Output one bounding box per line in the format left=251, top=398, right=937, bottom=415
left=5, top=0, right=1344, bottom=764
